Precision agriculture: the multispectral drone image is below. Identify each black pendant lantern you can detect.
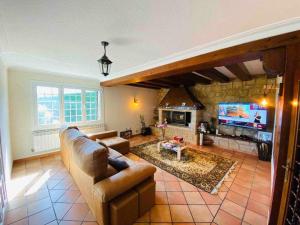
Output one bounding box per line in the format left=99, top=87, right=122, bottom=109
left=97, top=41, right=112, bottom=76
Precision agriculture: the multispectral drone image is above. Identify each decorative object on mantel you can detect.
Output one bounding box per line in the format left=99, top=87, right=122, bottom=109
left=130, top=140, right=237, bottom=193
left=156, top=119, right=168, bottom=140
left=120, top=128, right=132, bottom=139
left=97, top=41, right=112, bottom=76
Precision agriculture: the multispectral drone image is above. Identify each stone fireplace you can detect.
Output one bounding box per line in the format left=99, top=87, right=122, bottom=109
left=152, top=87, right=203, bottom=144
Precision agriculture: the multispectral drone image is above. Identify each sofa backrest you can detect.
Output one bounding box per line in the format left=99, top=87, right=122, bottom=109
left=72, top=136, right=108, bottom=182
left=60, top=128, right=87, bottom=170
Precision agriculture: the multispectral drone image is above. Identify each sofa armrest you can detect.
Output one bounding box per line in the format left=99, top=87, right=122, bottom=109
left=87, top=130, right=118, bottom=141
left=94, top=164, right=156, bottom=203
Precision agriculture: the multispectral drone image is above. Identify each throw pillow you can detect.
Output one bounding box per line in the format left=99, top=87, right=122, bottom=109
left=108, top=158, right=129, bottom=171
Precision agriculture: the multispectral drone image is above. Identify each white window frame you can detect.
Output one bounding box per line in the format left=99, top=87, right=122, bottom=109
left=32, top=81, right=104, bottom=131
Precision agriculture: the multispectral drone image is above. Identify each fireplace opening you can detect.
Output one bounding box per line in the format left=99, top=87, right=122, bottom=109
left=164, top=111, right=191, bottom=127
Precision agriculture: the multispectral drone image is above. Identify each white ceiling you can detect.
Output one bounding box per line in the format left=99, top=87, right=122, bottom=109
left=0, top=0, right=300, bottom=81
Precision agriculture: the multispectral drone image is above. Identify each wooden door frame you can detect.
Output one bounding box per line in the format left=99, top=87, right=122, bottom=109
left=270, top=43, right=300, bottom=224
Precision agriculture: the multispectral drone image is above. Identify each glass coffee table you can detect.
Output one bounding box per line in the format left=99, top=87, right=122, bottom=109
left=157, top=140, right=187, bottom=161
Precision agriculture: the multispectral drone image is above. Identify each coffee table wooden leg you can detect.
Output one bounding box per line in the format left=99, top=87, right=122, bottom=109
left=177, top=149, right=181, bottom=161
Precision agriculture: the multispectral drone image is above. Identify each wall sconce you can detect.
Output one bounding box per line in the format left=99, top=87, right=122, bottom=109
left=260, top=93, right=268, bottom=107
left=292, top=99, right=298, bottom=107
left=133, top=97, right=139, bottom=104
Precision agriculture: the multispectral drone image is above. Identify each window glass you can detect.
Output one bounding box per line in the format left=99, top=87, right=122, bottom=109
left=37, top=86, right=60, bottom=126
left=85, top=90, right=99, bottom=121
left=64, top=88, right=82, bottom=123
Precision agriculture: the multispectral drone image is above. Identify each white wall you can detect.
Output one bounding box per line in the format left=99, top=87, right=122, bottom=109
left=8, top=68, right=158, bottom=160
left=0, top=58, right=12, bottom=180
left=104, top=85, right=158, bottom=135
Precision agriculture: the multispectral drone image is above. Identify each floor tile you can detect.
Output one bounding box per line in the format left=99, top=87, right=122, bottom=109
left=150, top=205, right=172, bottom=222
left=247, top=199, right=270, bottom=217
left=28, top=207, right=56, bottom=225
left=164, top=181, right=182, bottom=191
left=189, top=205, right=213, bottom=222
left=184, top=192, right=205, bottom=204
left=27, top=197, right=52, bottom=216
left=167, top=192, right=187, bottom=204
left=226, top=190, right=248, bottom=207
left=155, top=191, right=168, bottom=204
left=5, top=206, right=28, bottom=224
left=84, top=210, right=97, bottom=222
left=207, top=204, right=220, bottom=216
left=249, top=191, right=271, bottom=206
left=63, top=203, right=90, bottom=221
left=244, top=209, right=268, bottom=225
left=53, top=203, right=72, bottom=220
left=9, top=218, right=29, bottom=225
left=59, top=221, right=81, bottom=225
left=220, top=199, right=245, bottom=219
left=214, top=209, right=241, bottom=225
left=200, top=192, right=222, bottom=205
left=169, top=205, right=194, bottom=222
left=49, top=190, right=65, bottom=202
left=57, top=190, right=80, bottom=203
left=179, top=181, right=198, bottom=191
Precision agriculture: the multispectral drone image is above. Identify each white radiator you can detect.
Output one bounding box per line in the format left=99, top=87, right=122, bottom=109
left=32, top=129, right=60, bottom=152
left=32, top=123, right=105, bottom=152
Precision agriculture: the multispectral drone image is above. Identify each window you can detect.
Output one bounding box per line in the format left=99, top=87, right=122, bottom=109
left=35, top=84, right=101, bottom=128
left=37, top=86, right=60, bottom=126
left=64, top=88, right=82, bottom=123
left=85, top=90, right=99, bottom=121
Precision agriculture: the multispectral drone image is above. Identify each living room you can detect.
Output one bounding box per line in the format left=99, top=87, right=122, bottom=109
left=1, top=1, right=300, bottom=225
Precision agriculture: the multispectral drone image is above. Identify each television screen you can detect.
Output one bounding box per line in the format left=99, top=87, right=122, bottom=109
left=218, top=103, right=267, bottom=130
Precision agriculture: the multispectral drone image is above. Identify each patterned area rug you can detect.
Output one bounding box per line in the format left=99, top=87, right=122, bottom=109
left=130, top=140, right=237, bottom=193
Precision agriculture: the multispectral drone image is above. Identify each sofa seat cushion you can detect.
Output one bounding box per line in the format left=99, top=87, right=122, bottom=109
left=73, top=136, right=109, bottom=182
left=98, top=137, right=130, bottom=155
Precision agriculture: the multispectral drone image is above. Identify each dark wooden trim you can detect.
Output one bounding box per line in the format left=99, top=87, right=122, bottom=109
left=269, top=43, right=300, bottom=224
left=226, top=63, right=252, bottom=81
left=263, top=47, right=286, bottom=78
left=195, top=69, right=230, bottom=83
left=101, top=30, right=300, bottom=86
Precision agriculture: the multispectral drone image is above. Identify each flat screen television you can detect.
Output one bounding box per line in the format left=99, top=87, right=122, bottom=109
left=218, top=102, right=267, bottom=130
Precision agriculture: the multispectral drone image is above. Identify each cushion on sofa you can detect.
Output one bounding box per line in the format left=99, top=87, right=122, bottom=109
left=72, top=136, right=108, bottom=181
left=108, top=158, right=129, bottom=171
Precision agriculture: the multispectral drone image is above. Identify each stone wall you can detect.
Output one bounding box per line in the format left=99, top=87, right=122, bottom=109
left=158, top=76, right=277, bottom=133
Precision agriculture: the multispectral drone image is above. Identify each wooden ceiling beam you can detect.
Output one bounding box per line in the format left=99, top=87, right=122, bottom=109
left=262, top=47, right=286, bottom=78
left=225, top=63, right=252, bottom=81
left=196, top=69, right=230, bottom=83
left=101, top=30, right=300, bottom=87
left=161, top=77, right=196, bottom=86
left=127, top=83, right=160, bottom=89
left=183, top=73, right=212, bottom=84
left=152, top=78, right=181, bottom=87
left=141, top=80, right=175, bottom=88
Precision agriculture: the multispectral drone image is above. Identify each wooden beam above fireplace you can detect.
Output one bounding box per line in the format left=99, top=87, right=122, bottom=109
left=225, top=63, right=252, bottom=81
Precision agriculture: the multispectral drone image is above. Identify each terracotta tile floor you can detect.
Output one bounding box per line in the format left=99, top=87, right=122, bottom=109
left=5, top=135, right=271, bottom=225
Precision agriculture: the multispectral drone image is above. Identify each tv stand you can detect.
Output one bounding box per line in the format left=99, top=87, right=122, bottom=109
left=205, top=133, right=259, bottom=156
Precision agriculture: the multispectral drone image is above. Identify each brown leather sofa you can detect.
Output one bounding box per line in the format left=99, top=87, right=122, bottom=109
left=87, top=130, right=130, bottom=155
left=60, top=128, right=156, bottom=225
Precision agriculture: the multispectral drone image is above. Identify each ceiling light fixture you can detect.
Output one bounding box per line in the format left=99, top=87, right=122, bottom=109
left=97, top=41, right=112, bottom=76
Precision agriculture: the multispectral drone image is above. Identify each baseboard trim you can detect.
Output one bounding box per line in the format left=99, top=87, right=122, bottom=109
left=13, top=150, right=60, bottom=164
